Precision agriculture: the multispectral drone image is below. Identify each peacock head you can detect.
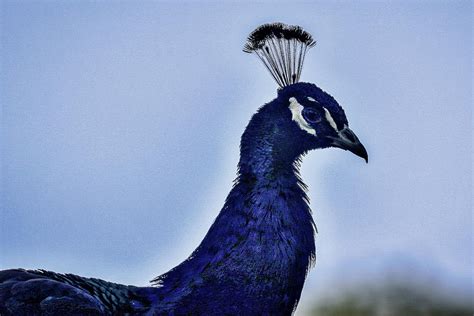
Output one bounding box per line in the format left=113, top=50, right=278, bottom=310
left=244, top=23, right=367, bottom=163
left=277, top=82, right=367, bottom=162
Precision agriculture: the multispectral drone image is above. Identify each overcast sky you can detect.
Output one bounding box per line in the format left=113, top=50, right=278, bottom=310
left=1, top=1, right=472, bottom=314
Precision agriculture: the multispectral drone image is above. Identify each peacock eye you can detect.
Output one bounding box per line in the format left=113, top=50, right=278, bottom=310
left=302, top=108, right=321, bottom=124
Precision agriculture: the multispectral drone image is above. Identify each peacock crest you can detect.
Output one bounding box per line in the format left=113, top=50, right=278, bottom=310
left=243, top=22, right=316, bottom=88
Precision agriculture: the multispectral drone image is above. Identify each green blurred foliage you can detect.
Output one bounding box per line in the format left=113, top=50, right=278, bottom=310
left=310, top=282, right=473, bottom=316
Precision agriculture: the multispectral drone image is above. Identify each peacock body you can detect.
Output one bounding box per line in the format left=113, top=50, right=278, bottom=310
left=0, top=23, right=367, bottom=315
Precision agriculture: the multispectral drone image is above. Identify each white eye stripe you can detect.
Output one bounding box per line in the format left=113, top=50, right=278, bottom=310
left=289, top=97, right=317, bottom=136
left=323, top=107, right=338, bottom=131
left=307, top=97, right=318, bottom=103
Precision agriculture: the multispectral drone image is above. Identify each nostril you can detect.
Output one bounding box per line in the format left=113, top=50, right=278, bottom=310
left=343, top=130, right=356, bottom=142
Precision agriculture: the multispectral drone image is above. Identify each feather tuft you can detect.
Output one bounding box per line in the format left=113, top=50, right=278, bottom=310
left=243, top=22, right=316, bottom=87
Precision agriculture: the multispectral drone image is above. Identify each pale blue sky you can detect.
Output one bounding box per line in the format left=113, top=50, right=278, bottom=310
left=1, top=1, right=472, bottom=314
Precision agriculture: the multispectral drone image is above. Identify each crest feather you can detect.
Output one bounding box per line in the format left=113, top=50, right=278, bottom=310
left=244, top=23, right=316, bottom=87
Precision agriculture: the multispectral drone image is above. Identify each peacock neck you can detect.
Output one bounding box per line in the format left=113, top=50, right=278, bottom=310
left=154, top=147, right=315, bottom=314
left=238, top=126, right=304, bottom=183
left=153, top=123, right=316, bottom=313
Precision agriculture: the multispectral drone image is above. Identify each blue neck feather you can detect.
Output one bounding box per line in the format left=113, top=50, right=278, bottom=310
left=152, top=97, right=316, bottom=315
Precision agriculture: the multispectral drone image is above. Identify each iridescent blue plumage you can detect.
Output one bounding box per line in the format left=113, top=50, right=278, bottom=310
left=149, top=89, right=319, bottom=314
left=0, top=23, right=367, bottom=315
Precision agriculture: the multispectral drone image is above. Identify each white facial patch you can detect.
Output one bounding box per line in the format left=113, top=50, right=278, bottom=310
left=323, top=107, right=338, bottom=131
left=288, top=97, right=316, bottom=136
left=307, top=97, right=317, bottom=102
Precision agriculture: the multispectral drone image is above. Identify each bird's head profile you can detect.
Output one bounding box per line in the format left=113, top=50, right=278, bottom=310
left=242, top=23, right=368, bottom=166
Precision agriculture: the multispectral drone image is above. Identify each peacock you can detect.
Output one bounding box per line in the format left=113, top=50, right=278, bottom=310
left=0, top=23, right=367, bottom=315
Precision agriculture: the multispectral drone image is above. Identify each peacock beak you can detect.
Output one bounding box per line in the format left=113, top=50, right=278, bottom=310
left=328, top=126, right=368, bottom=163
